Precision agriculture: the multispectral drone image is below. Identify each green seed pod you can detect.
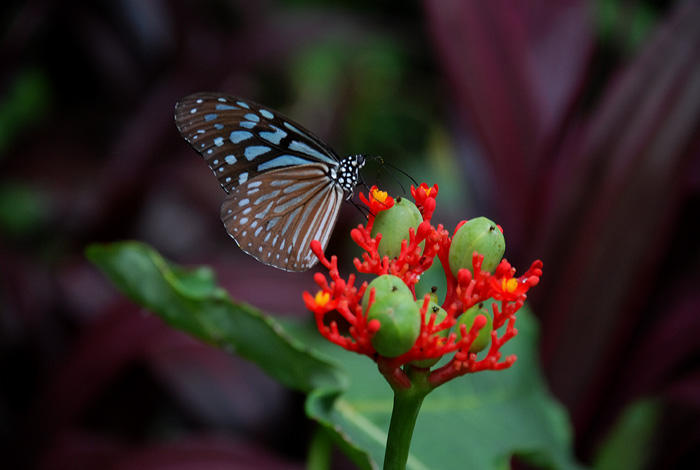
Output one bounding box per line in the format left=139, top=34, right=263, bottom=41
left=448, top=217, right=505, bottom=277
left=366, top=289, right=421, bottom=358
left=362, top=274, right=413, bottom=311
left=417, top=300, right=449, bottom=335
left=456, top=304, right=493, bottom=353
left=370, top=198, right=423, bottom=259
left=427, top=286, right=439, bottom=304
left=410, top=299, right=449, bottom=368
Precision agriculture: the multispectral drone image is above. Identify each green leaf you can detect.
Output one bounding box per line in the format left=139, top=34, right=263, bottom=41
left=87, top=241, right=584, bottom=470
left=0, top=68, right=51, bottom=154
left=593, top=398, right=662, bottom=470
left=86, top=241, right=345, bottom=394
left=0, top=181, right=48, bottom=237
left=289, top=308, right=586, bottom=470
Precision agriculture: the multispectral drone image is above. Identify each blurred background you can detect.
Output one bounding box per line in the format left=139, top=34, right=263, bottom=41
left=1, top=0, right=698, bottom=469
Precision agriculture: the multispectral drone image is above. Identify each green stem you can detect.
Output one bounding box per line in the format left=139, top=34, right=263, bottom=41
left=383, top=367, right=432, bottom=470
left=306, top=425, right=332, bottom=470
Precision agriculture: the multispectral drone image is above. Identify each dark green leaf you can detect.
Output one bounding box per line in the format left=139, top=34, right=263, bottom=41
left=593, top=398, right=662, bottom=470
left=289, top=308, right=586, bottom=470
left=86, top=241, right=345, bottom=394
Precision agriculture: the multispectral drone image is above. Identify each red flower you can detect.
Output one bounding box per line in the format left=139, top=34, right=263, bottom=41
left=358, top=185, right=395, bottom=231
left=304, top=184, right=543, bottom=390
left=410, top=183, right=438, bottom=221
left=489, top=259, right=542, bottom=302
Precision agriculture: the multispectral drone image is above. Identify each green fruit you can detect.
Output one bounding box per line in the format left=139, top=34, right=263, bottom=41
left=449, top=217, right=505, bottom=277
left=456, top=304, right=493, bottom=353
left=410, top=299, right=450, bottom=368
left=417, top=299, right=448, bottom=333
left=362, top=274, right=413, bottom=311
left=370, top=198, right=423, bottom=259
left=366, top=289, right=421, bottom=358
left=427, top=288, right=439, bottom=304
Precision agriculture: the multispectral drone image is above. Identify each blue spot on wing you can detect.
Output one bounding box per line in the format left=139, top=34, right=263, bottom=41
left=283, top=121, right=305, bottom=136
left=245, top=146, right=271, bottom=161
left=257, top=155, right=313, bottom=171
left=205, top=113, right=218, bottom=121
left=288, top=141, right=336, bottom=164
left=259, top=126, right=288, bottom=145
left=216, top=104, right=238, bottom=111
left=230, top=131, right=253, bottom=143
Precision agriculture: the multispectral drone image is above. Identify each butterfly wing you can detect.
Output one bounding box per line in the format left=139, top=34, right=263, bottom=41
left=175, top=92, right=342, bottom=193
left=221, top=164, right=344, bottom=271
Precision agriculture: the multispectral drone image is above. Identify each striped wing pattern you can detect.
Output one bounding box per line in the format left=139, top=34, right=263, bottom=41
left=221, top=165, right=344, bottom=271
left=174, top=92, right=359, bottom=272
left=174, top=92, right=341, bottom=193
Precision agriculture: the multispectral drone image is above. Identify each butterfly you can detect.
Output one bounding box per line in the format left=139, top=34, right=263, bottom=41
left=174, top=92, right=366, bottom=272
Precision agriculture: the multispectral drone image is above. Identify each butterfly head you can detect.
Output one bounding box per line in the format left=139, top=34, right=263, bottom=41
left=336, top=154, right=366, bottom=194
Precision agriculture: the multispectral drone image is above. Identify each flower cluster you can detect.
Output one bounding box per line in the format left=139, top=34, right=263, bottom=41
left=303, top=184, right=542, bottom=390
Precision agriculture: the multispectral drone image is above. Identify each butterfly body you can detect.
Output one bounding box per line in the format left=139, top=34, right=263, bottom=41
left=175, top=93, right=365, bottom=271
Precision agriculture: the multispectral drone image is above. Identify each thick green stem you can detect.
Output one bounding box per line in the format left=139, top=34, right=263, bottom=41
left=306, top=425, right=332, bottom=470
left=383, top=367, right=432, bottom=470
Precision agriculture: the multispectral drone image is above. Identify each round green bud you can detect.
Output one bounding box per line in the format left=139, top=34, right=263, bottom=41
left=448, top=217, right=505, bottom=277
left=362, top=274, right=414, bottom=311
left=410, top=299, right=449, bottom=368
left=370, top=198, right=423, bottom=259
left=456, top=304, right=493, bottom=353
left=366, top=288, right=421, bottom=358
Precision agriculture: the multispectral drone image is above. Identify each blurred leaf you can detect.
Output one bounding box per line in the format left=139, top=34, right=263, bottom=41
left=425, top=0, right=594, bottom=239
left=88, top=242, right=584, bottom=470
left=0, top=181, right=48, bottom=237
left=596, top=0, right=658, bottom=54
left=535, top=0, right=700, bottom=412
left=344, top=42, right=433, bottom=162
left=427, top=4, right=700, bottom=462
left=0, top=68, right=51, bottom=155
left=290, top=40, right=348, bottom=103
left=86, top=241, right=345, bottom=394
left=593, top=398, right=662, bottom=470
left=289, top=37, right=433, bottom=165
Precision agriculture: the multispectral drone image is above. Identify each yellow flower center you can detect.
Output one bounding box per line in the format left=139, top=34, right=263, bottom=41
left=315, top=290, right=331, bottom=307
left=371, top=188, right=388, bottom=203
left=424, top=187, right=432, bottom=196
left=502, top=278, right=518, bottom=293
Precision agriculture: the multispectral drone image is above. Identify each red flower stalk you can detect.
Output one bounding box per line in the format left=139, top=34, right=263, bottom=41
left=304, top=184, right=543, bottom=390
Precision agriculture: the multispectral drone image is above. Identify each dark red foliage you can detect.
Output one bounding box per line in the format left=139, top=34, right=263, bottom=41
left=425, top=0, right=700, bottom=467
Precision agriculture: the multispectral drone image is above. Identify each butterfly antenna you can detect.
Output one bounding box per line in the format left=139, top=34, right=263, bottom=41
left=358, top=169, right=371, bottom=192
left=384, top=158, right=418, bottom=187
left=351, top=199, right=371, bottom=219
left=370, top=156, right=417, bottom=195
